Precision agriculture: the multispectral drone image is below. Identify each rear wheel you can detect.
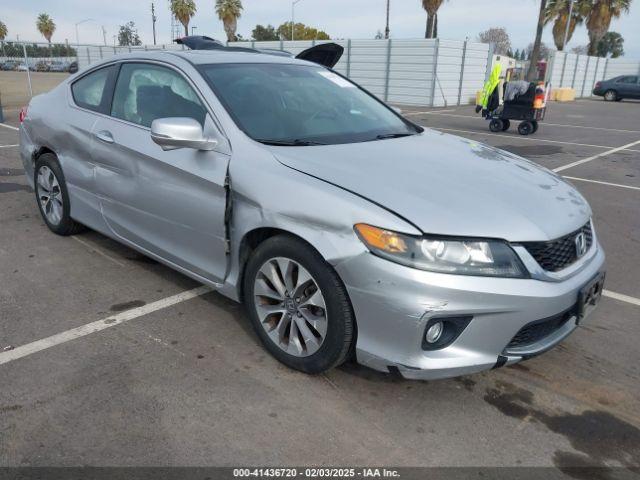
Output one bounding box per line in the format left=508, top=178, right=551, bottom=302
left=518, top=121, right=534, bottom=136
left=34, top=154, right=85, bottom=236
left=243, top=235, right=354, bottom=374
left=603, top=90, right=617, bottom=101
left=489, top=119, right=503, bottom=133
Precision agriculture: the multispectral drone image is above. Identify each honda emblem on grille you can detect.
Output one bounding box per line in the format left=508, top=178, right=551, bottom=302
left=575, top=232, right=587, bottom=258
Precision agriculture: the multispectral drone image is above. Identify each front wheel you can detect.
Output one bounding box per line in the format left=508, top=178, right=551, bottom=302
left=243, top=235, right=355, bottom=374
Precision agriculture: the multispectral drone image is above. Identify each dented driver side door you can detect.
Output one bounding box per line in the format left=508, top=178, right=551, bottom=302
left=91, top=61, right=230, bottom=284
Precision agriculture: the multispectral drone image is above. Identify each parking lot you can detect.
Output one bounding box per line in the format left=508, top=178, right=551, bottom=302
left=1, top=82, right=639, bottom=475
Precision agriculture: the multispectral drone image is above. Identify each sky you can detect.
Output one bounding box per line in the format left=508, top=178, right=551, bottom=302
left=3, top=0, right=640, bottom=58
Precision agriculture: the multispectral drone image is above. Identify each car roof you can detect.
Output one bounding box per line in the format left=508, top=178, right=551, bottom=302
left=95, top=49, right=311, bottom=67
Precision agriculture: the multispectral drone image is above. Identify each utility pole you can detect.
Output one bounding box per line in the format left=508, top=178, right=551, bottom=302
left=102, top=26, right=107, bottom=45
left=151, top=3, right=157, bottom=45
left=561, top=0, right=574, bottom=51
left=384, top=0, right=390, bottom=39
left=191, top=26, right=197, bottom=35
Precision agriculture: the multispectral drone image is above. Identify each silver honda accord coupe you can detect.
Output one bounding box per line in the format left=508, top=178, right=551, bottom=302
left=19, top=41, right=606, bottom=379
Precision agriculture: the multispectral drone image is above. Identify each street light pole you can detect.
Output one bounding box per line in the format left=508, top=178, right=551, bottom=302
left=562, top=0, right=574, bottom=51
left=291, top=0, right=303, bottom=41
left=75, top=18, right=95, bottom=48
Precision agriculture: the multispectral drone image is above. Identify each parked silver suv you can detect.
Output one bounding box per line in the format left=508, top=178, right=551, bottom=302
left=19, top=42, right=605, bottom=379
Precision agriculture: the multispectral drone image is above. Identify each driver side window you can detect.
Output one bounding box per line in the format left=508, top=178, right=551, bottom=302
left=111, top=63, right=206, bottom=128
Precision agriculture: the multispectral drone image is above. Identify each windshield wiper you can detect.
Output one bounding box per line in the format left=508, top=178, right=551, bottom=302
left=374, top=133, right=415, bottom=140
left=256, top=139, right=327, bottom=146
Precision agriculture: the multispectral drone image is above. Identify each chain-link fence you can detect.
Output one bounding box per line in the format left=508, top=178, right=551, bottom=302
left=0, top=40, right=185, bottom=110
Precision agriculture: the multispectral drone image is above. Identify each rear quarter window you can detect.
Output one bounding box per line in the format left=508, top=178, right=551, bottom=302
left=71, top=65, right=115, bottom=113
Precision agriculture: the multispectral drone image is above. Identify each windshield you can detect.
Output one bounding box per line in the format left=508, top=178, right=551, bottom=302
left=199, top=63, right=420, bottom=145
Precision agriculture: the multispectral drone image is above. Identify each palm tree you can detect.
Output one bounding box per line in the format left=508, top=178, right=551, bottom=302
left=0, top=21, right=7, bottom=57
left=527, top=0, right=547, bottom=81
left=170, top=0, right=197, bottom=37
left=36, top=13, right=56, bottom=45
left=586, top=0, right=631, bottom=55
left=216, top=0, right=243, bottom=42
left=421, top=0, right=445, bottom=39
left=544, top=0, right=591, bottom=50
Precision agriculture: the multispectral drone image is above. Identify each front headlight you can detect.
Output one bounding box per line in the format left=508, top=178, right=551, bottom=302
left=354, top=224, right=528, bottom=278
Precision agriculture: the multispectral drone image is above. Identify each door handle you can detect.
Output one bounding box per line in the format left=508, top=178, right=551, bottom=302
left=95, top=130, right=114, bottom=144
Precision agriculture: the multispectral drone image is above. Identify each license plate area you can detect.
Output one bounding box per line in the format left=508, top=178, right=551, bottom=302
left=578, top=272, right=605, bottom=321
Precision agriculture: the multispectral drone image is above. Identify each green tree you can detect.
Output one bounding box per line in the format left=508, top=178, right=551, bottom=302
left=118, top=21, right=142, bottom=46
left=587, top=0, right=631, bottom=55
left=216, top=0, right=243, bottom=42
left=36, top=13, right=56, bottom=45
left=597, top=31, right=624, bottom=57
left=527, top=0, right=547, bottom=81
left=170, top=0, right=196, bottom=37
left=252, top=24, right=278, bottom=41
left=0, top=20, right=7, bottom=57
left=514, top=48, right=521, bottom=59
left=277, top=22, right=330, bottom=41
left=544, top=0, right=591, bottom=51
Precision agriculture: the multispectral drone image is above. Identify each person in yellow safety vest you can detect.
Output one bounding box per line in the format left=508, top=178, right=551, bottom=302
left=479, top=63, right=502, bottom=110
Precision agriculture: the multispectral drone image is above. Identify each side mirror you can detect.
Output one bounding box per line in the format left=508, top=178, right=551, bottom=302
left=150, top=117, right=218, bottom=151
left=392, top=106, right=403, bottom=115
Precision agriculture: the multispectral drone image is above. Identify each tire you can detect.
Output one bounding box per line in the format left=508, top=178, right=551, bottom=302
left=531, top=120, right=539, bottom=134
left=603, top=90, right=617, bottom=102
left=501, top=119, right=511, bottom=131
left=34, top=153, right=85, bottom=236
left=518, top=121, right=533, bottom=136
left=489, top=119, right=503, bottom=133
left=243, top=235, right=354, bottom=374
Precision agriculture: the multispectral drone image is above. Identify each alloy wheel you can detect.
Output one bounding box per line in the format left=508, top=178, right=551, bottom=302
left=36, top=165, right=63, bottom=226
left=253, top=257, right=328, bottom=357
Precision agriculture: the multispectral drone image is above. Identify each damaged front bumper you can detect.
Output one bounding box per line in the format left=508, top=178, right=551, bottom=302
left=334, top=245, right=606, bottom=380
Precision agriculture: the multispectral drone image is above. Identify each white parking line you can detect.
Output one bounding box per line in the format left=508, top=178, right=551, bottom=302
left=415, top=112, right=640, bottom=134
left=604, top=290, right=640, bottom=307
left=0, top=286, right=212, bottom=366
left=563, top=176, right=640, bottom=191
left=429, top=127, right=627, bottom=150
left=553, top=140, right=640, bottom=172
left=0, top=123, right=19, bottom=131
left=403, top=109, right=458, bottom=116
left=0, top=144, right=19, bottom=148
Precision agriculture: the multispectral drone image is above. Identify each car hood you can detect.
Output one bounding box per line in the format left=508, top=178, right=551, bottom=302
left=270, top=129, right=591, bottom=242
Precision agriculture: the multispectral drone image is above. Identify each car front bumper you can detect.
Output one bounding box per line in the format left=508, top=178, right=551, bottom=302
left=335, top=243, right=606, bottom=380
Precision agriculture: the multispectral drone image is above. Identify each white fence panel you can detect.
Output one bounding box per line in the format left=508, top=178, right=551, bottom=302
left=237, top=38, right=490, bottom=107
left=548, top=51, right=640, bottom=98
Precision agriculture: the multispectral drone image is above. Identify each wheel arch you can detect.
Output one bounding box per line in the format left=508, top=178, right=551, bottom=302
left=236, top=225, right=358, bottom=360
left=237, top=227, right=324, bottom=302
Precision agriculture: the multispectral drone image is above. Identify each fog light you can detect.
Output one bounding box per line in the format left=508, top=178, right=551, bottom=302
left=425, top=321, right=443, bottom=344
